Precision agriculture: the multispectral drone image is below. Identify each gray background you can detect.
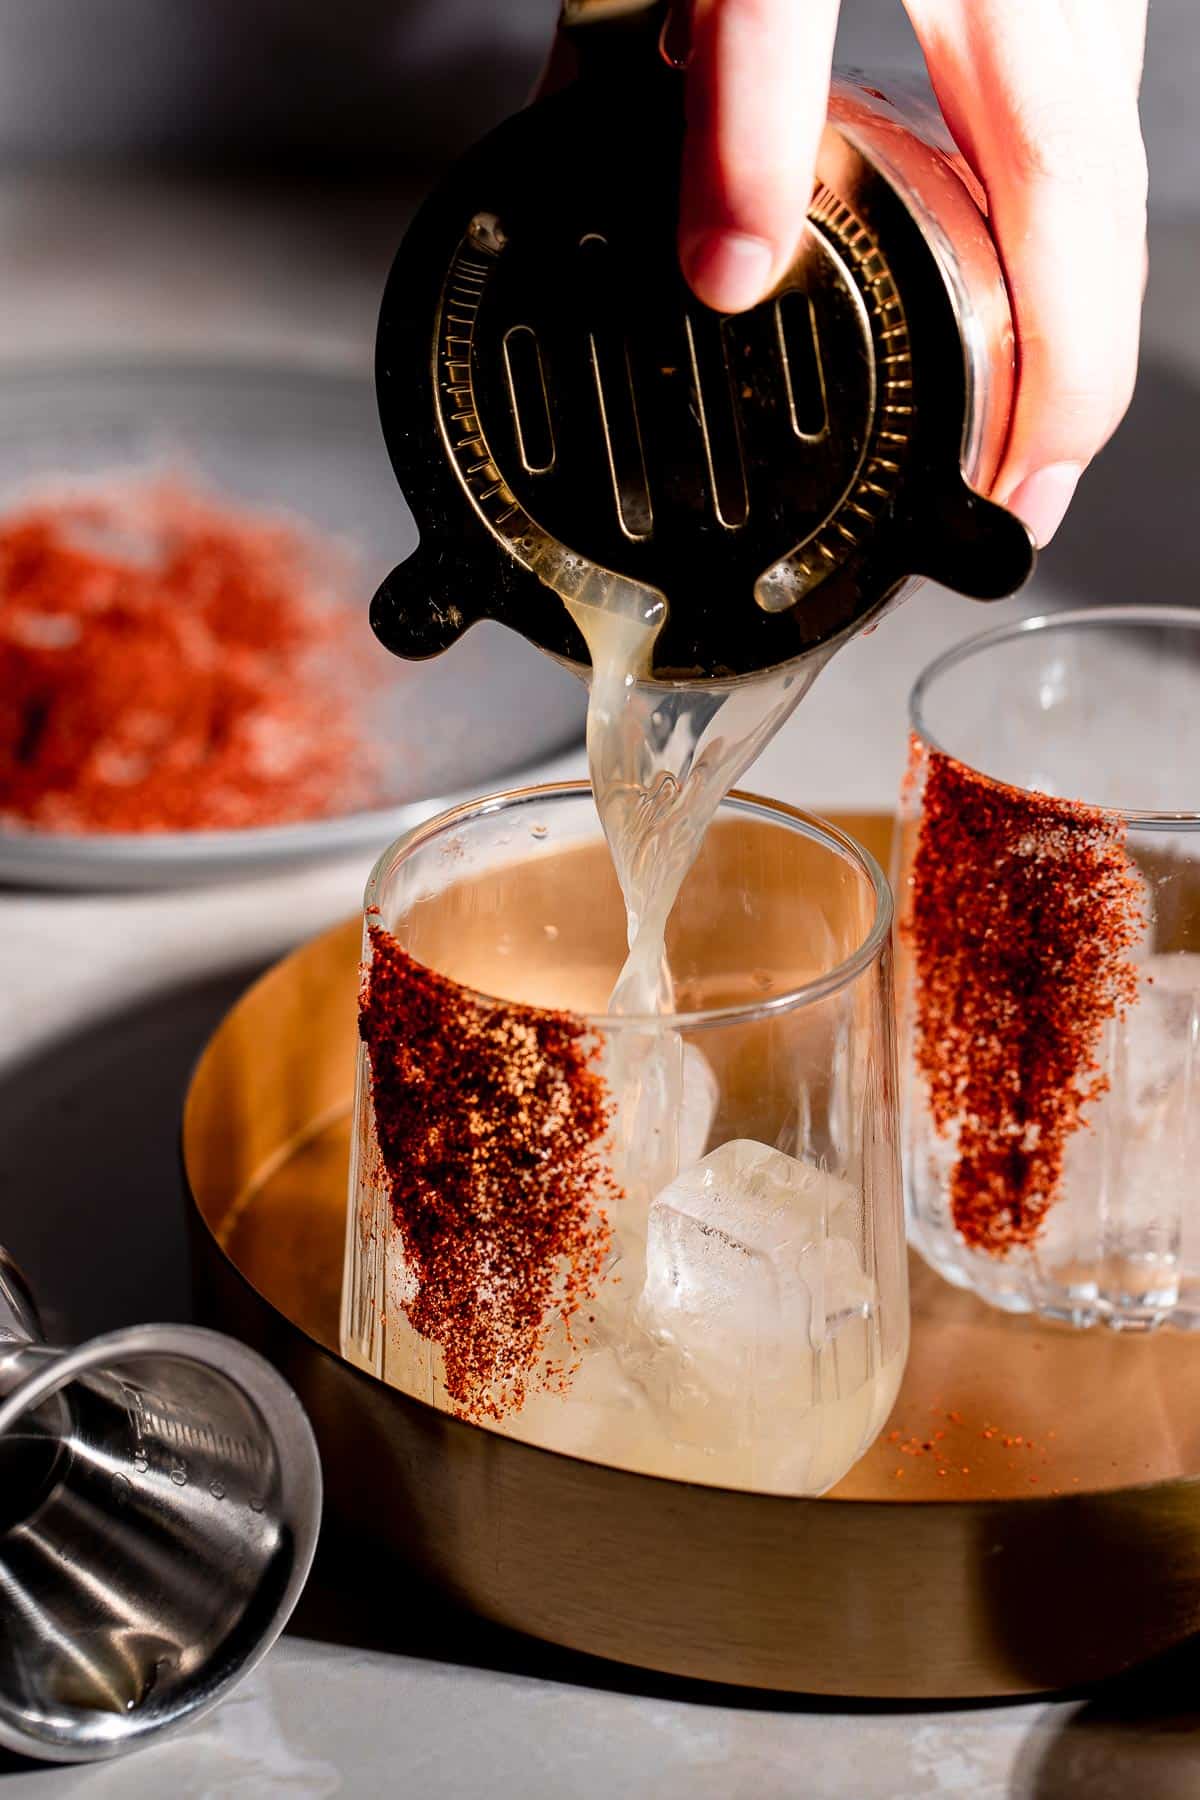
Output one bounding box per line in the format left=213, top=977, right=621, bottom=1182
left=0, top=0, right=1193, bottom=215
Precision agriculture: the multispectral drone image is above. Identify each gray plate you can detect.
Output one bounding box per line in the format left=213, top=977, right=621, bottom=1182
left=0, top=360, right=585, bottom=888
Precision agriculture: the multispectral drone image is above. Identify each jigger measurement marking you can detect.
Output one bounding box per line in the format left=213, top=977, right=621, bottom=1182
left=122, top=1384, right=264, bottom=1472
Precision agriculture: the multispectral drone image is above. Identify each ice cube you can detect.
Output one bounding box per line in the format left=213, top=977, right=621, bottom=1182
left=1123, top=955, right=1200, bottom=1103
left=1050, top=959, right=1200, bottom=1207
left=631, top=1140, right=875, bottom=1455
left=1043, top=956, right=1200, bottom=1281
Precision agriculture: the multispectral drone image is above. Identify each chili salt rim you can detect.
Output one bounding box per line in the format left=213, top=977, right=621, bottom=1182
left=910, top=604, right=1200, bottom=830
left=364, top=781, right=893, bottom=1032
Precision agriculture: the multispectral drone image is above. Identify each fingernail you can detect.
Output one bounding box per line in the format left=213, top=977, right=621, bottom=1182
left=681, top=231, right=774, bottom=314
left=1007, top=463, right=1082, bottom=548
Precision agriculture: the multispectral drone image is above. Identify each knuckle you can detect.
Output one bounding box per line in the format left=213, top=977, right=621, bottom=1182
left=1004, top=99, right=1091, bottom=186
left=1050, top=385, right=1114, bottom=446
left=1004, top=95, right=1144, bottom=213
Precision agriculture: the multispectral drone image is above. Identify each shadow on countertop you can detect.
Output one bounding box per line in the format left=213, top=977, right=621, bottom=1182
left=0, top=963, right=268, bottom=1345
left=1011, top=1635, right=1200, bottom=1797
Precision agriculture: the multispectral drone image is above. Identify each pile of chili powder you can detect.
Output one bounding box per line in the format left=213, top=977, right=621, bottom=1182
left=0, top=479, right=373, bottom=833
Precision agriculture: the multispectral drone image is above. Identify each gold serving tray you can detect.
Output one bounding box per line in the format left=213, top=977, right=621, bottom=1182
left=182, top=814, right=1200, bottom=1698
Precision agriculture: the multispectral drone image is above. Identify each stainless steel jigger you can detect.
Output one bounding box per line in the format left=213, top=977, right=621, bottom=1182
left=0, top=1246, right=322, bottom=1763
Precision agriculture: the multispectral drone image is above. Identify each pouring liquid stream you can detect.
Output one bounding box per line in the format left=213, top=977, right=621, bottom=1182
left=512, top=574, right=907, bottom=1491
left=564, top=576, right=824, bottom=1235
left=565, top=581, right=820, bottom=1019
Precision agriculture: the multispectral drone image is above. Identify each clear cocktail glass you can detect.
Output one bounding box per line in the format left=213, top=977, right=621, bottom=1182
left=342, top=783, right=905, bottom=1495
left=897, top=606, right=1200, bottom=1329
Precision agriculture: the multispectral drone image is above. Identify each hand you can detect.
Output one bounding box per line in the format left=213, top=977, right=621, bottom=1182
left=678, top=0, right=1149, bottom=545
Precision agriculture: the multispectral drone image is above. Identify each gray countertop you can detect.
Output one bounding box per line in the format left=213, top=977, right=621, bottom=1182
left=8, top=1635, right=1200, bottom=1799
left=1, top=171, right=1199, bottom=1795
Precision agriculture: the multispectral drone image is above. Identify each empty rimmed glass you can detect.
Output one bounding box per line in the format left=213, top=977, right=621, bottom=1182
left=896, top=606, right=1200, bottom=1329
left=341, top=783, right=906, bottom=1496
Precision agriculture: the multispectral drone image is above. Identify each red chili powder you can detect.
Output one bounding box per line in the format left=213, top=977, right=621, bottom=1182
left=0, top=479, right=374, bottom=832
left=905, top=740, right=1144, bottom=1254
left=359, top=921, right=616, bottom=1422
left=887, top=1406, right=1062, bottom=1492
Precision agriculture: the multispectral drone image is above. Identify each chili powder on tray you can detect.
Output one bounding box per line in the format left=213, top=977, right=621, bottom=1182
left=359, top=920, right=616, bottom=1423
left=905, top=740, right=1144, bottom=1255
left=0, top=478, right=374, bottom=833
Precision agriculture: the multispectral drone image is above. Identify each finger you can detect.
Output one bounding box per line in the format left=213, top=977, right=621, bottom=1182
left=679, top=0, right=841, bottom=314
left=1104, top=0, right=1150, bottom=79
left=905, top=0, right=1148, bottom=543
